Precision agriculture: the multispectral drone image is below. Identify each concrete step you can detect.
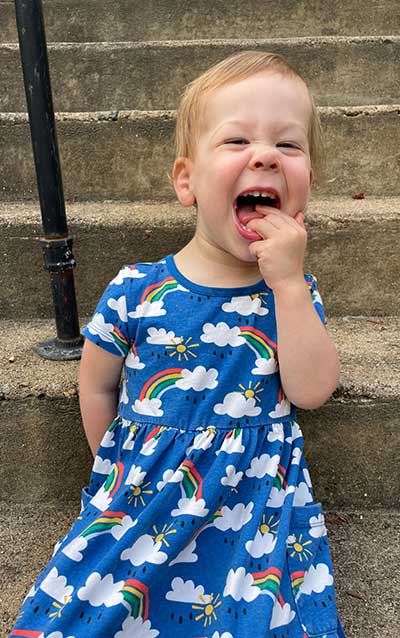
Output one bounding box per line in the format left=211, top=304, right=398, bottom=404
left=1, top=106, right=400, bottom=202
left=0, top=504, right=398, bottom=637
left=2, top=37, right=400, bottom=112
left=1, top=197, right=399, bottom=319
left=0, top=316, right=399, bottom=509
left=1, top=0, right=399, bottom=43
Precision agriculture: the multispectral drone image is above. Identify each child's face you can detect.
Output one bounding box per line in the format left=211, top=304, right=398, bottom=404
left=174, top=71, right=314, bottom=265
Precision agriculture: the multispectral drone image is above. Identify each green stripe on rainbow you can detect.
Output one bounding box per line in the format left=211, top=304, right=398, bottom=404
left=111, top=325, right=129, bottom=355
left=140, top=277, right=179, bottom=304
left=139, top=368, right=183, bottom=400
left=291, top=570, right=305, bottom=597
left=103, top=461, right=124, bottom=497
left=179, top=460, right=203, bottom=500
left=239, top=326, right=277, bottom=359
left=121, top=579, right=149, bottom=619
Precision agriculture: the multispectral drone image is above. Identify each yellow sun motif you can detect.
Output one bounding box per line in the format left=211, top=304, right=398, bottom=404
left=259, top=513, right=280, bottom=535
left=150, top=522, right=177, bottom=547
left=128, top=481, right=153, bottom=507
left=49, top=594, right=72, bottom=619
left=287, top=533, right=313, bottom=562
left=192, top=593, right=222, bottom=627
left=238, top=380, right=264, bottom=402
left=250, top=291, right=269, bottom=304
left=166, top=336, right=199, bottom=361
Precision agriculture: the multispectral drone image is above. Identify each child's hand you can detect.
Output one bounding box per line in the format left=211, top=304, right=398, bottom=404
left=247, top=207, right=307, bottom=292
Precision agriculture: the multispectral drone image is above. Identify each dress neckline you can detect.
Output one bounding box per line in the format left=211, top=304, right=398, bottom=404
left=165, top=254, right=268, bottom=297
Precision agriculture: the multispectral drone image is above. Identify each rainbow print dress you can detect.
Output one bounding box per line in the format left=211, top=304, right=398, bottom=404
left=9, top=255, right=345, bottom=638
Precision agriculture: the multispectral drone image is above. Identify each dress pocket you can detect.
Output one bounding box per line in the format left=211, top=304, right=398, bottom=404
left=287, top=502, right=339, bottom=637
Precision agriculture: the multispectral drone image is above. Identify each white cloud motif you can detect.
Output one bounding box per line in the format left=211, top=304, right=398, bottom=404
left=309, top=514, right=327, bottom=538
left=268, top=398, right=291, bottom=419
left=266, top=485, right=295, bottom=508
left=292, top=447, right=302, bottom=465
left=121, top=378, right=129, bottom=404
left=299, top=563, right=333, bottom=596
left=223, top=567, right=259, bottom=602
left=62, top=535, right=88, bottom=562
left=245, top=531, right=277, bottom=558
left=251, top=358, right=278, bottom=376
left=77, top=572, right=123, bottom=607
left=201, top=322, right=245, bottom=347
left=125, top=350, right=145, bottom=370
left=129, top=301, right=166, bottom=318
left=90, top=485, right=112, bottom=511
left=221, top=464, right=243, bottom=487
left=133, top=398, right=163, bottom=417
left=285, top=421, right=303, bottom=444
left=146, top=327, right=176, bottom=344
left=115, top=616, right=159, bottom=638
left=40, top=567, right=74, bottom=603
left=92, top=455, right=113, bottom=475
left=222, top=296, right=269, bottom=316
left=100, top=430, right=116, bottom=448
left=111, top=515, right=137, bottom=540
left=111, top=266, right=147, bottom=286
left=245, top=454, right=280, bottom=479
left=107, top=295, right=127, bottom=322
left=175, top=366, right=218, bottom=391
left=186, top=427, right=216, bottom=455
left=269, top=599, right=296, bottom=628
left=120, top=534, right=168, bottom=566
left=86, top=313, right=114, bottom=342
left=293, top=482, right=313, bottom=507
left=216, top=429, right=245, bottom=455
left=214, top=502, right=253, bottom=532
left=267, top=423, right=284, bottom=443
left=156, top=468, right=184, bottom=492
left=166, top=577, right=210, bottom=603
left=214, top=392, right=261, bottom=418
left=171, top=496, right=209, bottom=518
left=169, top=539, right=198, bottom=566
left=125, top=464, right=146, bottom=486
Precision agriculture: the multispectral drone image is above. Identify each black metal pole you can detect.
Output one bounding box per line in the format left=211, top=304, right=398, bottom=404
left=15, top=0, right=83, bottom=360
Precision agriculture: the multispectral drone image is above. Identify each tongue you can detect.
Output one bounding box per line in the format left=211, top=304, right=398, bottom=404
left=237, top=209, right=265, bottom=226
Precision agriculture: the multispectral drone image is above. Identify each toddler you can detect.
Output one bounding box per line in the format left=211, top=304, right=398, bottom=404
left=10, top=51, right=345, bottom=638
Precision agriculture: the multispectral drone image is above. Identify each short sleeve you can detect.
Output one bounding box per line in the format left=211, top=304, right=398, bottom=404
left=304, top=273, right=326, bottom=325
left=82, top=267, right=131, bottom=357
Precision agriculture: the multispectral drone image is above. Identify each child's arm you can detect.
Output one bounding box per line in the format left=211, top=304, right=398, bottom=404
left=248, top=209, right=339, bottom=409
left=79, top=339, right=124, bottom=456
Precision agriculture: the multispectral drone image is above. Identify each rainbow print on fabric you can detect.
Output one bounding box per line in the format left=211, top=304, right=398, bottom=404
left=252, top=566, right=282, bottom=597
left=111, top=325, right=130, bottom=355
left=103, top=461, right=124, bottom=499
left=9, top=632, right=45, bottom=638
left=291, top=570, right=305, bottom=599
left=239, top=326, right=277, bottom=361
left=144, top=425, right=164, bottom=444
left=81, top=511, right=127, bottom=538
left=140, top=277, right=180, bottom=305
left=120, top=579, right=149, bottom=619
left=273, top=464, right=288, bottom=491
left=139, top=368, right=184, bottom=401
left=179, top=460, right=204, bottom=500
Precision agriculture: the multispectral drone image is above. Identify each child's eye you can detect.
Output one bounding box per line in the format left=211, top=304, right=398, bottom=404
left=277, top=142, right=301, bottom=150
left=225, top=138, right=249, bottom=145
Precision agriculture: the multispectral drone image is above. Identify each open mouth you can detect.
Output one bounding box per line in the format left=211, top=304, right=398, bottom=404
left=234, top=189, right=281, bottom=234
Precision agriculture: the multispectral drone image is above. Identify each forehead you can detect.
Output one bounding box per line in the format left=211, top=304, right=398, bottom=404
left=199, top=71, right=312, bottom=135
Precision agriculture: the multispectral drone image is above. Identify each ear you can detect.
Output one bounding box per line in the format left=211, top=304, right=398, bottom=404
left=173, top=157, right=196, bottom=207
left=309, top=167, right=314, bottom=188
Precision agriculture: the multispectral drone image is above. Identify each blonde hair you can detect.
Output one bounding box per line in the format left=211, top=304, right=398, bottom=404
left=175, top=50, right=324, bottom=180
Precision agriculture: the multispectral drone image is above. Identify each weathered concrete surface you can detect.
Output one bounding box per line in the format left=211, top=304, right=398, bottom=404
left=1, top=198, right=399, bottom=318
left=0, top=506, right=399, bottom=637
left=0, top=317, right=399, bottom=506
left=1, top=107, right=400, bottom=202
left=2, top=0, right=399, bottom=43
left=3, top=37, right=400, bottom=111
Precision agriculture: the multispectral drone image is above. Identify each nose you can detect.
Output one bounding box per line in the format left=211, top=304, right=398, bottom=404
left=249, top=145, right=280, bottom=171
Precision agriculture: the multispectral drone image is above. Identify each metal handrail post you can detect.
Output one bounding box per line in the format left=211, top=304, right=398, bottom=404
left=14, top=0, right=83, bottom=360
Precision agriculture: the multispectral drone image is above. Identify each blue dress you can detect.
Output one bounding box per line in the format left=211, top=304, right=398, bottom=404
left=10, top=254, right=345, bottom=638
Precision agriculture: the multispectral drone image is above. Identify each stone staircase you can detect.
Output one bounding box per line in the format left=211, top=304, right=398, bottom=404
left=0, top=1, right=399, bottom=636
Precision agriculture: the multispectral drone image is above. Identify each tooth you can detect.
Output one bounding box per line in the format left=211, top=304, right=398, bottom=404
left=251, top=191, right=260, bottom=197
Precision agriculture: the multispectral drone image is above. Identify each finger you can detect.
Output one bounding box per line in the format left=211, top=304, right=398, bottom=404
left=294, top=211, right=306, bottom=229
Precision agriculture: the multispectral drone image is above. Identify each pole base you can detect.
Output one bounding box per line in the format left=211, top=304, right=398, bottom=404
left=36, top=336, right=84, bottom=361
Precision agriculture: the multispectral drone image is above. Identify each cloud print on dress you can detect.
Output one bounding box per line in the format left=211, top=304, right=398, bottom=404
left=221, top=464, right=243, bottom=487
left=86, top=313, right=114, bottom=342
left=115, top=616, right=160, bottom=638
left=201, top=322, right=245, bottom=347
left=169, top=539, right=198, bottom=566
left=245, top=531, right=277, bottom=558
left=133, top=397, right=163, bottom=417
left=245, top=454, right=280, bottom=479
left=166, top=577, right=211, bottom=604
left=222, top=296, right=269, bottom=316
left=269, top=598, right=296, bottom=629
left=293, top=482, right=313, bottom=507
left=268, top=397, right=291, bottom=419
left=214, top=502, right=254, bottom=532
left=309, top=513, right=327, bottom=538
left=223, top=567, right=259, bottom=602
left=298, top=563, right=333, bottom=596
left=40, top=567, right=74, bottom=603
left=120, top=534, right=168, bottom=566
left=108, top=295, right=127, bottom=322
left=77, top=572, right=124, bottom=607
left=146, top=327, right=176, bottom=344
left=251, top=358, right=278, bottom=376
left=92, top=455, right=113, bottom=475
left=214, top=392, right=262, bottom=418
left=110, top=265, right=147, bottom=286
left=175, top=366, right=218, bottom=391
left=129, top=300, right=166, bottom=318
left=171, top=496, right=209, bottom=518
